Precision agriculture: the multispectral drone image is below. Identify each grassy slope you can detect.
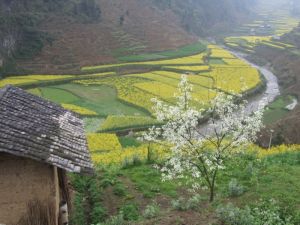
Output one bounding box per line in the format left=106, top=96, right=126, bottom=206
left=250, top=33, right=300, bottom=145
left=70, top=151, right=300, bottom=225
left=263, top=95, right=295, bottom=124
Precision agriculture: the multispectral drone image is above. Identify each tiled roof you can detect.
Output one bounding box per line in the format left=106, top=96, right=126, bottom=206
left=0, top=85, right=93, bottom=174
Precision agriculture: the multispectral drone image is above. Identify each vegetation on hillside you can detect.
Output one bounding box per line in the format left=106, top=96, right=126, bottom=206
left=0, top=0, right=101, bottom=76
left=70, top=136, right=300, bottom=225
left=69, top=76, right=300, bottom=224
left=221, top=0, right=300, bottom=145
left=152, top=0, right=257, bottom=35
left=0, top=0, right=260, bottom=75
left=4, top=43, right=261, bottom=136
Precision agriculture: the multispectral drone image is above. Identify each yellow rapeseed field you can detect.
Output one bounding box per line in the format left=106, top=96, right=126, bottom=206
left=134, top=81, right=178, bottom=101
left=100, top=115, right=160, bottom=131
left=87, top=131, right=300, bottom=165
left=226, top=36, right=272, bottom=45
left=0, top=75, right=74, bottom=88
left=146, top=71, right=214, bottom=89
left=127, top=72, right=180, bottom=87
left=225, top=34, right=295, bottom=51
left=87, top=133, right=122, bottom=152
left=74, top=77, right=156, bottom=113
left=249, top=144, right=300, bottom=158
left=162, top=65, right=210, bottom=72
left=221, top=58, right=250, bottom=66
left=205, top=66, right=261, bottom=93
left=0, top=72, right=116, bottom=88
left=210, top=48, right=236, bottom=59
left=91, top=143, right=169, bottom=165
left=81, top=53, right=206, bottom=72
left=61, top=103, right=98, bottom=116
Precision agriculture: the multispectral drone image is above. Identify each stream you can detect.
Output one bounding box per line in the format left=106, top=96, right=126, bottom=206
left=198, top=48, right=282, bottom=133
left=229, top=49, right=281, bottom=113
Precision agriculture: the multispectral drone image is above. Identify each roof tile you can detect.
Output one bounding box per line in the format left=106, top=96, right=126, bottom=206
left=0, top=85, right=93, bottom=174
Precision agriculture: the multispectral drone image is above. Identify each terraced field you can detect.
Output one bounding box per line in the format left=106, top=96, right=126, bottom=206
left=87, top=133, right=168, bottom=165
left=81, top=52, right=207, bottom=73
left=30, top=83, right=149, bottom=117
left=0, top=42, right=263, bottom=161
left=224, top=10, right=299, bottom=52
left=1, top=43, right=262, bottom=136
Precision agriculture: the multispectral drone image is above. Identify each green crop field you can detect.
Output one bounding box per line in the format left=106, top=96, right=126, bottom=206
left=41, top=87, right=80, bottom=103
left=14, top=42, right=263, bottom=134
left=117, top=42, right=207, bottom=62
left=39, top=84, right=149, bottom=117
left=263, top=95, right=296, bottom=124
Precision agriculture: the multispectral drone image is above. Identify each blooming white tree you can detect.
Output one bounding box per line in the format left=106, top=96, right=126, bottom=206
left=143, top=75, right=264, bottom=202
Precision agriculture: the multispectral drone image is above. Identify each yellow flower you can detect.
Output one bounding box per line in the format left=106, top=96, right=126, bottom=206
left=87, top=133, right=122, bottom=152
left=62, top=103, right=98, bottom=116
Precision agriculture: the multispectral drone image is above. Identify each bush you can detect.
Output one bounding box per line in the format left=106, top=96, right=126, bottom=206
left=143, top=202, right=160, bottom=219
left=186, top=194, right=203, bottom=210
left=171, top=197, right=187, bottom=211
left=171, top=195, right=203, bottom=211
left=119, top=136, right=141, bottom=148
left=217, top=204, right=254, bottom=225
left=95, top=213, right=127, bottom=225
left=217, top=200, right=295, bottom=225
left=91, top=203, right=107, bottom=224
left=121, top=155, right=143, bottom=169
left=100, top=178, right=115, bottom=188
left=228, top=179, right=244, bottom=197
left=120, top=203, right=139, bottom=221
left=251, top=199, right=294, bottom=225
left=113, top=183, right=127, bottom=197
left=70, top=193, right=87, bottom=225
left=132, top=155, right=143, bottom=166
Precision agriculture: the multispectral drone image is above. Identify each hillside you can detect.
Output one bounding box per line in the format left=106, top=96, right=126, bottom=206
left=0, top=0, right=256, bottom=75
left=247, top=25, right=300, bottom=145
left=2, top=1, right=300, bottom=225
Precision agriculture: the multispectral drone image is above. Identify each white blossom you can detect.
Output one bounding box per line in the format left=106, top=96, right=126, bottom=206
left=142, top=75, right=264, bottom=202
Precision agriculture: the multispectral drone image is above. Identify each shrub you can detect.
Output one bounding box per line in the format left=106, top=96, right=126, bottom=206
left=217, top=200, right=295, bottom=225
left=251, top=199, right=294, bottom=225
left=217, top=203, right=253, bottom=225
left=113, top=183, right=127, bottom=197
left=95, top=213, right=127, bottom=225
left=119, top=136, right=141, bottom=148
left=91, top=203, right=107, bottom=224
left=143, top=191, right=154, bottom=198
left=100, top=178, right=115, bottom=188
left=143, top=202, right=160, bottom=219
left=228, top=179, right=245, bottom=197
left=132, top=155, right=143, bottom=166
left=69, top=193, right=87, bottom=225
left=186, top=194, right=203, bottom=210
left=171, top=195, right=203, bottom=211
left=120, top=203, right=139, bottom=221
left=171, top=197, right=187, bottom=211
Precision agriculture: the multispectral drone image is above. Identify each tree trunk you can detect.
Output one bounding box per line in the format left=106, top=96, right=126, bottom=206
left=209, top=170, right=218, bottom=202
left=209, top=186, right=214, bottom=202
